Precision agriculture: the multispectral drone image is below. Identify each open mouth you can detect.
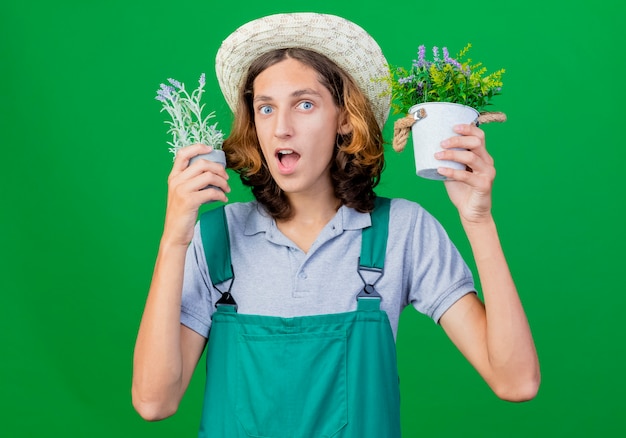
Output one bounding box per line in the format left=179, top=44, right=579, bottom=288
left=276, top=149, right=300, bottom=173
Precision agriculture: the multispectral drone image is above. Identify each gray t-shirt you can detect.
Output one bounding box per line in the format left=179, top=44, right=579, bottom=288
left=181, top=198, right=474, bottom=340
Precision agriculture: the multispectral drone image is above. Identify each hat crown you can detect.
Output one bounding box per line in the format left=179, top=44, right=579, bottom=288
left=215, top=13, right=390, bottom=129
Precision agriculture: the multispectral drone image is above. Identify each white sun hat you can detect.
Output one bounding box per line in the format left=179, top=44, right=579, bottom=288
left=215, top=13, right=391, bottom=129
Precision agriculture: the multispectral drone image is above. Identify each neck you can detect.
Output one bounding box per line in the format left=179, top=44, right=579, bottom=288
left=276, top=189, right=340, bottom=253
left=283, top=187, right=339, bottom=224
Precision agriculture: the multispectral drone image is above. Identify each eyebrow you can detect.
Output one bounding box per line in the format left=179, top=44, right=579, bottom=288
left=253, top=88, right=322, bottom=103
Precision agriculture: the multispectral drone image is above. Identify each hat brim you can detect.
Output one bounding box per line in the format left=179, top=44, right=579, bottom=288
left=215, top=13, right=390, bottom=129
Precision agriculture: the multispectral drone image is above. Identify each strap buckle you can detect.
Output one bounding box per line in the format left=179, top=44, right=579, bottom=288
left=214, top=269, right=238, bottom=310
left=356, top=263, right=383, bottom=300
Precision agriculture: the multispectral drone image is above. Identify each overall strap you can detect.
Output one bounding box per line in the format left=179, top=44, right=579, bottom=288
left=199, top=199, right=392, bottom=308
left=360, top=197, right=391, bottom=271
left=357, top=197, right=391, bottom=306
left=199, top=206, right=236, bottom=308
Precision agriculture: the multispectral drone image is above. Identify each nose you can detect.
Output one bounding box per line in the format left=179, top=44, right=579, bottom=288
left=273, top=108, right=293, bottom=139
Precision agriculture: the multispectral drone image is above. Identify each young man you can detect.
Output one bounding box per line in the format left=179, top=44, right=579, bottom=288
left=133, top=13, right=540, bottom=437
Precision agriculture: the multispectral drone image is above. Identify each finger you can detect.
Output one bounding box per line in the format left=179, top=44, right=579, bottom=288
left=188, top=184, right=230, bottom=205
left=187, top=155, right=230, bottom=182
left=188, top=189, right=229, bottom=205
left=441, top=135, right=483, bottom=151
left=188, top=171, right=232, bottom=194
left=169, top=175, right=230, bottom=211
left=453, top=123, right=485, bottom=140
left=437, top=159, right=496, bottom=188
left=168, top=164, right=230, bottom=208
left=170, top=153, right=230, bottom=194
left=437, top=165, right=495, bottom=192
left=171, top=144, right=214, bottom=174
left=441, top=134, right=493, bottom=167
left=441, top=127, right=484, bottom=151
left=435, top=149, right=493, bottom=175
left=442, top=124, right=484, bottom=145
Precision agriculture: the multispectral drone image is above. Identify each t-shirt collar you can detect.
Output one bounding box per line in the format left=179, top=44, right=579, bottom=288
left=244, top=202, right=372, bottom=237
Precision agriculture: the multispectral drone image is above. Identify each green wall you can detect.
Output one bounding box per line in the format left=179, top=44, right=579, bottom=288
left=2, top=0, right=624, bottom=436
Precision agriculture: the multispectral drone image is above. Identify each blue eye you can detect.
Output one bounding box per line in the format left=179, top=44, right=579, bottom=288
left=299, top=101, right=313, bottom=110
left=259, top=106, right=273, bottom=115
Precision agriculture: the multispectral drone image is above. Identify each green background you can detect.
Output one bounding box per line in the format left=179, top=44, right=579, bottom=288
left=2, top=0, right=624, bottom=436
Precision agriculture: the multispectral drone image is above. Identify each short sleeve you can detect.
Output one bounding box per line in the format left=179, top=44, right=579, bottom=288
left=399, top=200, right=475, bottom=323
left=180, top=222, right=214, bottom=337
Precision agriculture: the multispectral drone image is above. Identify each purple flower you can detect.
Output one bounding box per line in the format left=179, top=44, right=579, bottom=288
left=413, top=45, right=428, bottom=68
left=439, top=47, right=466, bottom=73
left=398, top=75, right=415, bottom=85
left=418, top=45, right=425, bottom=59
left=199, top=73, right=206, bottom=87
left=156, top=84, right=176, bottom=101
left=447, top=58, right=464, bottom=71
left=418, top=45, right=426, bottom=65
left=167, top=78, right=182, bottom=89
left=432, top=46, right=439, bottom=61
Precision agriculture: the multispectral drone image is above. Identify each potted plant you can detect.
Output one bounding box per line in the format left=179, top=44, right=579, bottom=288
left=387, top=44, right=506, bottom=180
left=155, top=74, right=225, bottom=172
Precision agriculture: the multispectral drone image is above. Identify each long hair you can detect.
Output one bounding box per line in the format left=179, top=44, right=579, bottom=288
left=223, top=48, right=384, bottom=219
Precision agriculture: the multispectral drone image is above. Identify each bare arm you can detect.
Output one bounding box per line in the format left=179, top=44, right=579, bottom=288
left=436, top=124, right=540, bottom=401
left=132, top=144, right=230, bottom=420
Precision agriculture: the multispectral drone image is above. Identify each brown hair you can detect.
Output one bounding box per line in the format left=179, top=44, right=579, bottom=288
left=223, top=48, right=384, bottom=219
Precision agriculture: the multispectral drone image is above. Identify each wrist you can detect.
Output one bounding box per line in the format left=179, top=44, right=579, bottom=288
left=161, top=215, right=197, bottom=249
left=460, top=215, right=507, bottom=265
left=461, top=214, right=497, bottom=240
left=159, top=233, right=193, bottom=253
left=460, top=213, right=495, bottom=229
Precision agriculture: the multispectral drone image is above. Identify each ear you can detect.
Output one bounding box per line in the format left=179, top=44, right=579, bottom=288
left=337, top=112, right=353, bottom=135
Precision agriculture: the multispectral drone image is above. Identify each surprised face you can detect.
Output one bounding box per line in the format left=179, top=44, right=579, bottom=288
left=252, top=58, right=350, bottom=198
